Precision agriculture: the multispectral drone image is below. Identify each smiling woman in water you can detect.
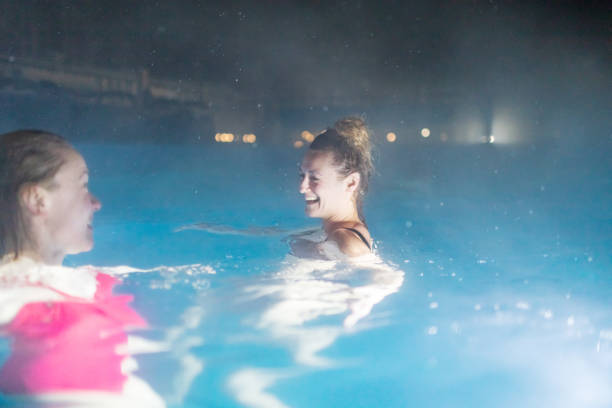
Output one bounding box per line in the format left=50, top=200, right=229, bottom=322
left=291, top=116, right=374, bottom=259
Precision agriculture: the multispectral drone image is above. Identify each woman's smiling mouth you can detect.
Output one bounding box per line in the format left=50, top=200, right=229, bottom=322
left=305, top=196, right=319, bottom=206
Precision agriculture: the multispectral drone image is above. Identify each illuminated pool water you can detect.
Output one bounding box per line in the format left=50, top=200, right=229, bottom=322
left=2, top=133, right=611, bottom=408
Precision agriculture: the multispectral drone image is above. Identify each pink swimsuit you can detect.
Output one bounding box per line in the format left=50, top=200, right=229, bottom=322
left=0, top=273, right=146, bottom=393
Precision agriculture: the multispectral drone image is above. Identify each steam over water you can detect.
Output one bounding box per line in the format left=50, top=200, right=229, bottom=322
left=1, top=1, right=611, bottom=407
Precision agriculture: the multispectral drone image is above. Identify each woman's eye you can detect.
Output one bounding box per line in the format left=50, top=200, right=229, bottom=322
left=299, top=173, right=305, bottom=180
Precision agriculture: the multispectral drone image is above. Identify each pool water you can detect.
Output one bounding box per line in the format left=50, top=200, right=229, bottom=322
left=2, top=130, right=611, bottom=407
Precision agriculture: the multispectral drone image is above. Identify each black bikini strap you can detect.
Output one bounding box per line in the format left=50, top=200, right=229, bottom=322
left=342, top=227, right=372, bottom=251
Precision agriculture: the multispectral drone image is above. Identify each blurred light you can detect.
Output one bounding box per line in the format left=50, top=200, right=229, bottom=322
left=215, top=133, right=235, bottom=143
left=242, top=133, right=256, bottom=144
left=386, top=132, right=397, bottom=143
left=421, top=128, right=431, bottom=138
left=440, top=132, right=448, bottom=142
left=294, top=140, right=304, bottom=149
left=490, top=106, right=525, bottom=145
left=301, top=130, right=314, bottom=143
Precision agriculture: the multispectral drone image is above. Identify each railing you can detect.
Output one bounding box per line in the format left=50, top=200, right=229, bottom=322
left=0, top=55, right=230, bottom=112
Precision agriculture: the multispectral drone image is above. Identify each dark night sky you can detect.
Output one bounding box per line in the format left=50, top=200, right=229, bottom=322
left=1, top=0, right=610, bottom=106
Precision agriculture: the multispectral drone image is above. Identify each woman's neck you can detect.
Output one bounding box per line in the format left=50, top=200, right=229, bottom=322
left=323, top=211, right=362, bottom=235
left=13, top=247, right=65, bottom=266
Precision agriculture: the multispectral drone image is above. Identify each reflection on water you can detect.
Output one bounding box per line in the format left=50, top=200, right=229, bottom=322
left=228, top=249, right=404, bottom=407
left=434, top=286, right=612, bottom=408
left=101, top=264, right=214, bottom=406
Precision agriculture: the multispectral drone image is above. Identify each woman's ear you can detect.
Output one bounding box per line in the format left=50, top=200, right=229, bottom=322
left=345, top=172, right=361, bottom=194
left=19, top=184, right=49, bottom=216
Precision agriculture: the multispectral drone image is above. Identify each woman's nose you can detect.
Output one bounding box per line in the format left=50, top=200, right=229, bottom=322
left=299, top=176, right=309, bottom=194
left=91, top=194, right=102, bottom=211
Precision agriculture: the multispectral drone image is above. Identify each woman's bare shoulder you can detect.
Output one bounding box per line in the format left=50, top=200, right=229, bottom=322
left=328, top=224, right=372, bottom=257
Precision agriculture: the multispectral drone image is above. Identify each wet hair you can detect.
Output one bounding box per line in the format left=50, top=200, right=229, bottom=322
left=0, top=130, right=73, bottom=259
left=310, top=116, right=374, bottom=222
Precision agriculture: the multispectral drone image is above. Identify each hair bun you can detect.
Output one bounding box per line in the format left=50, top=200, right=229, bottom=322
left=333, top=116, right=373, bottom=180
left=333, top=117, right=370, bottom=150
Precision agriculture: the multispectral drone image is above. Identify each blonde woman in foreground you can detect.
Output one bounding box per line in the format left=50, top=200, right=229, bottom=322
left=0, top=130, right=164, bottom=407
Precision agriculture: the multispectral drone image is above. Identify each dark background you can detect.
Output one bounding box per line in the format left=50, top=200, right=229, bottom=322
left=0, top=0, right=610, bottom=144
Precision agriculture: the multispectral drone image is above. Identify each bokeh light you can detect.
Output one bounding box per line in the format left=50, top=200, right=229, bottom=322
left=421, top=128, right=431, bottom=138
left=215, top=133, right=235, bottom=143
left=294, top=140, right=304, bottom=148
left=242, top=133, right=256, bottom=143
left=386, top=132, right=397, bottom=142
left=301, top=130, right=314, bottom=143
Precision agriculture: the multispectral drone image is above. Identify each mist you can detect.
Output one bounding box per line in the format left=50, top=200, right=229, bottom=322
left=0, top=2, right=610, bottom=407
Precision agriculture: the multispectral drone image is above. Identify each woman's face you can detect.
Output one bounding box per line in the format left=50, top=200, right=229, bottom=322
left=299, top=150, right=354, bottom=220
left=43, top=149, right=102, bottom=256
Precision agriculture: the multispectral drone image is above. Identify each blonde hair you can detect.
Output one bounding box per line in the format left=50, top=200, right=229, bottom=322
left=310, top=116, right=374, bottom=221
left=0, top=130, right=73, bottom=259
